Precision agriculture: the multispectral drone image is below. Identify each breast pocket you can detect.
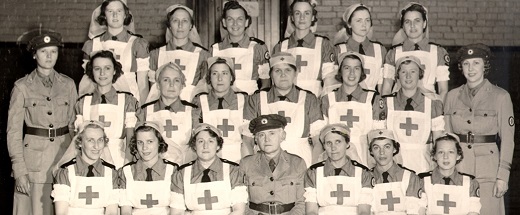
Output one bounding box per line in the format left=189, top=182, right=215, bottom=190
left=246, top=175, right=267, bottom=201
left=53, top=97, right=71, bottom=123
left=280, top=176, right=302, bottom=200
left=474, top=110, right=497, bottom=131
left=445, top=108, right=469, bottom=132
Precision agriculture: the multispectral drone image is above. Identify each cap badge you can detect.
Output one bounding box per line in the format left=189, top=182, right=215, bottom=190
left=261, top=118, right=268, bottom=124
left=331, top=127, right=336, bottom=131
left=468, top=49, right=473, bottom=55
left=43, top=36, right=51, bottom=43
left=379, top=131, right=383, bottom=135
left=280, top=57, right=285, bottom=61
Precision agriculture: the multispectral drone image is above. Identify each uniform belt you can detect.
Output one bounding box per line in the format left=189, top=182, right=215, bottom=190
left=456, top=133, right=497, bottom=143
left=249, top=202, right=295, bottom=214
left=26, top=126, right=69, bottom=138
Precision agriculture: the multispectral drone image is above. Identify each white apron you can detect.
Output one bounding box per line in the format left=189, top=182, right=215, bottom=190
left=327, top=91, right=375, bottom=166
left=184, top=163, right=232, bottom=215
left=387, top=97, right=432, bottom=173
left=93, top=36, right=139, bottom=101
left=395, top=45, right=438, bottom=94
left=212, top=42, right=257, bottom=94
left=281, top=38, right=323, bottom=96
left=158, top=46, right=202, bottom=101
left=260, top=91, right=312, bottom=167
left=67, top=165, right=113, bottom=215
left=200, top=94, right=245, bottom=163
left=372, top=171, right=411, bottom=215
left=146, top=104, right=192, bottom=162
left=83, top=94, right=125, bottom=169
left=424, top=176, right=471, bottom=215
left=316, top=165, right=361, bottom=214
left=123, top=164, right=175, bottom=215
left=338, top=43, right=383, bottom=91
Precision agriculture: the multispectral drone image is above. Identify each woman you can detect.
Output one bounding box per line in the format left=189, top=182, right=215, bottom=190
left=444, top=44, right=514, bottom=215
left=170, top=123, right=247, bottom=214
left=52, top=121, right=118, bottom=215
left=7, top=31, right=77, bottom=215
left=334, top=3, right=386, bottom=92
left=119, top=121, right=182, bottom=215
left=75, top=50, right=140, bottom=169
left=304, top=124, right=373, bottom=214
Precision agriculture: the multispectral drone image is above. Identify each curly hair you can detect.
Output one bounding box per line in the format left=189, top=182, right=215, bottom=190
left=369, top=137, right=400, bottom=157
left=289, top=0, right=318, bottom=27
left=395, top=60, right=424, bottom=80
left=188, top=129, right=224, bottom=153
left=335, top=54, right=367, bottom=83
left=222, top=0, right=252, bottom=29
left=75, top=124, right=108, bottom=149
left=400, top=3, right=427, bottom=33
left=206, top=58, right=236, bottom=86
left=85, top=50, right=124, bottom=84
left=345, top=5, right=372, bottom=35
left=458, top=59, right=492, bottom=76
left=129, top=126, right=168, bottom=155
left=431, top=135, right=464, bottom=164
left=96, top=0, right=133, bottom=26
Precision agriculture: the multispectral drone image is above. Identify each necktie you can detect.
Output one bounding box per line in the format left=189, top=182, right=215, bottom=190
left=334, top=168, right=342, bottom=176
left=42, top=76, right=53, bottom=88
left=165, top=105, right=171, bottom=111
left=217, top=97, right=224, bottom=109
left=347, top=94, right=353, bottom=101
left=231, top=42, right=240, bottom=47
left=443, top=177, right=450, bottom=185
left=414, top=43, right=420, bottom=51
left=404, top=98, right=414, bottom=111
left=269, top=159, right=276, bottom=172
left=175, top=46, right=183, bottom=50
left=278, top=96, right=287, bottom=101
left=296, top=39, right=304, bottom=47
left=111, top=36, right=118, bottom=41
left=359, top=43, right=365, bottom=55
left=145, top=168, right=153, bottom=181
left=201, top=169, right=211, bottom=183
left=87, top=165, right=95, bottom=177
left=382, top=171, right=390, bottom=183
left=101, top=94, right=107, bottom=104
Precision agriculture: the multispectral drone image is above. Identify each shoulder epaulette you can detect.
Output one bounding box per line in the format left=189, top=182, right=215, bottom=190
left=249, top=37, right=265, bottom=45
left=93, top=32, right=105, bottom=38
left=220, top=158, right=239, bottom=166
left=459, top=172, right=476, bottom=179
left=127, top=30, right=143, bottom=38
left=141, top=100, right=158, bottom=108
left=278, top=37, right=290, bottom=44
left=362, top=88, right=377, bottom=93
left=235, top=91, right=248, bottom=95
left=253, top=87, right=270, bottom=94
left=77, top=93, right=93, bottom=102
left=192, top=42, right=209, bottom=51
left=332, top=87, right=340, bottom=92
left=382, top=92, right=397, bottom=98
left=334, top=41, right=348, bottom=46
left=178, top=160, right=195, bottom=170
left=122, top=160, right=137, bottom=168
left=181, top=100, right=198, bottom=108
left=418, top=171, right=432, bottom=178
left=116, top=91, right=134, bottom=97
left=60, top=158, right=76, bottom=168
left=351, top=160, right=369, bottom=170
left=397, top=164, right=416, bottom=174
left=295, top=86, right=316, bottom=97
left=101, top=160, right=116, bottom=169
left=163, top=159, right=179, bottom=167
left=428, top=42, right=442, bottom=47
left=369, top=40, right=384, bottom=46
left=390, top=43, right=403, bottom=49
left=315, top=34, right=330, bottom=40
left=309, top=161, right=325, bottom=170
left=194, top=92, right=209, bottom=98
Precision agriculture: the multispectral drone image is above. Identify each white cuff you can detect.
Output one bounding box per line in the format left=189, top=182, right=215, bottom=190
left=52, top=184, right=71, bottom=202
left=136, top=57, right=151, bottom=72
left=303, top=187, right=317, bottom=203
left=125, top=112, right=137, bottom=128
left=358, top=187, right=373, bottom=205
left=258, top=64, right=270, bottom=79
left=169, top=192, right=186, bottom=210
left=469, top=196, right=482, bottom=214
left=383, top=64, right=396, bottom=80
left=321, top=62, right=336, bottom=80
left=431, top=116, right=445, bottom=131
left=435, top=66, right=450, bottom=82
left=310, top=120, right=327, bottom=137
left=230, top=186, right=249, bottom=206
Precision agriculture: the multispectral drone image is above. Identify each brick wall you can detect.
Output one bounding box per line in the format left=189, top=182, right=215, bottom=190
left=1, top=0, right=519, bottom=46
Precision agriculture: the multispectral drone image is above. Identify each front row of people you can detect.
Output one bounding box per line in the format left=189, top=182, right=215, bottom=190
left=52, top=116, right=481, bottom=214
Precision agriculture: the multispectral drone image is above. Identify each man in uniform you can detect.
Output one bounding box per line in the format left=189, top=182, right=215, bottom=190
left=368, top=129, right=423, bottom=214
left=273, top=0, right=336, bottom=96
left=210, top=0, right=271, bottom=94
left=374, top=55, right=444, bottom=174
left=240, top=114, right=307, bottom=215
left=7, top=32, right=77, bottom=215
left=244, top=52, right=325, bottom=167
left=192, top=57, right=250, bottom=163
left=382, top=2, right=450, bottom=101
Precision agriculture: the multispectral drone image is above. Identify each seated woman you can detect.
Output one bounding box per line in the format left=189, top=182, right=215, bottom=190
left=170, top=123, right=247, bottom=215
left=119, top=121, right=182, bottom=215
left=52, top=121, right=119, bottom=215
left=304, top=123, right=373, bottom=215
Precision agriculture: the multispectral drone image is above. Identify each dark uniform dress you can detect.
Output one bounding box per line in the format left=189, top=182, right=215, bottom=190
left=7, top=69, right=77, bottom=215
left=52, top=156, right=119, bottom=215
left=240, top=151, right=307, bottom=215
left=444, top=79, right=514, bottom=215
left=304, top=157, right=374, bottom=214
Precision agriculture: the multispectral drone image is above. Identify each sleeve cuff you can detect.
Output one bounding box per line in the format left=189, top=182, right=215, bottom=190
left=52, top=184, right=71, bottom=202
left=321, top=62, right=337, bottom=80
left=383, top=64, right=396, bottom=80
left=469, top=197, right=482, bottom=214
left=303, top=187, right=317, bottom=203
left=136, top=57, right=151, bottom=72
left=435, top=66, right=450, bottom=82
left=125, top=112, right=137, bottom=128
left=258, top=64, right=270, bottom=79
left=230, top=186, right=248, bottom=206
left=170, top=192, right=186, bottom=210
left=310, top=120, right=327, bottom=137
left=497, top=169, right=511, bottom=183
left=12, top=163, right=28, bottom=180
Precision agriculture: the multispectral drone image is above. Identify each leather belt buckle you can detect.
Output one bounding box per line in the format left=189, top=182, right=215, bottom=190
left=48, top=128, right=56, bottom=138
left=468, top=131, right=474, bottom=143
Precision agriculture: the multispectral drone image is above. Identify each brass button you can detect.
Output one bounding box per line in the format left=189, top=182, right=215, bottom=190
left=50, top=138, right=54, bottom=142
left=270, top=177, right=274, bottom=181
left=47, top=111, right=52, bottom=115
left=49, top=124, right=54, bottom=128
left=468, top=145, right=472, bottom=149
left=24, top=144, right=28, bottom=147
left=467, top=120, right=471, bottom=124
left=269, top=191, right=274, bottom=195
left=46, top=97, right=51, bottom=101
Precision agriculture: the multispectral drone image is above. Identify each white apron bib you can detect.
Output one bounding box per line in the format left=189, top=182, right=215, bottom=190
left=387, top=97, right=432, bottom=173
left=200, top=94, right=244, bottom=163
left=316, top=166, right=361, bottom=214
left=281, top=38, right=323, bottom=96
left=424, top=176, right=471, bottom=215
left=395, top=45, right=438, bottom=94
left=184, top=164, right=232, bottom=215
left=68, top=165, right=113, bottom=215
left=212, top=42, right=257, bottom=94
left=372, top=171, right=411, bottom=215
left=338, top=44, right=383, bottom=91
left=158, top=46, right=202, bottom=101
left=83, top=94, right=126, bottom=169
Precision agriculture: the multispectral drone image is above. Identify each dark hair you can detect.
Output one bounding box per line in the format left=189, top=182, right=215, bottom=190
left=85, top=50, right=124, bottom=84
left=335, top=54, right=367, bottom=83
left=345, top=6, right=372, bottom=35
left=166, top=7, right=194, bottom=28
left=458, top=59, right=492, bottom=76
left=129, top=126, right=168, bottom=156
left=206, top=58, right=236, bottom=85
left=400, top=3, right=427, bottom=33
left=320, top=130, right=350, bottom=147
left=269, top=64, right=298, bottom=76
left=96, top=0, right=133, bottom=26
left=395, top=60, right=424, bottom=80
left=431, top=135, right=464, bottom=164
left=289, top=0, right=318, bottom=27
left=75, top=124, right=108, bottom=149
left=222, top=0, right=252, bottom=29
left=369, top=137, right=400, bottom=157
left=188, top=128, right=224, bottom=152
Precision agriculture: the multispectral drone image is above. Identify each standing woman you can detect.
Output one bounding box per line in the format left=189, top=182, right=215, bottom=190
left=444, top=44, right=514, bottom=215
left=75, top=50, right=140, bottom=169
left=334, top=4, right=386, bottom=92
left=7, top=31, right=78, bottom=215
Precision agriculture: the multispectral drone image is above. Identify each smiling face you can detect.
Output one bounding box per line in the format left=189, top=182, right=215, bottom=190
left=92, top=57, right=115, bottom=87
left=348, top=9, right=371, bottom=38
left=194, top=131, right=220, bottom=162
left=371, top=139, right=396, bottom=168
left=397, top=62, right=421, bottom=90
left=291, top=2, right=314, bottom=31
left=158, top=67, right=184, bottom=101
left=136, top=130, right=160, bottom=164
left=340, top=57, right=363, bottom=87
left=403, top=11, right=426, bottom=41
left=169, top=8, right=192, bottom=40
left=433, top=140, right=461, bottom=171
left=323, top=132, right=348, bottom=162
left=105, top=1, right=126, bottom=29
left=210, top=63, right=233, bottom=94
left=81, top=127, right=107, bottom=164
left=255, top=128, right=285, bottom=156
left=223, top=8, right=248, bottom=38
left=34, top=46, right=58, bottom=70
left=462, top=58, right=485, bottom=87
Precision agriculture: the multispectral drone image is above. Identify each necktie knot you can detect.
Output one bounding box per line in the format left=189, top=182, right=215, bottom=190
left=231, top=42, right=239, bottom=47
left=175, top=46, right=183, bottom=50
left=101, top=94, right=107, bottom=104
left=87, top=165, right=95, bottom=177
left=405, top=98, right=414, bottom=111
left=145, top=168, right=153, bottom=181
left=334, top=168, right=342, bottom=176
left=414, top=43, right=420, bottom=51
left=202, top=169, right=211, bottom=182
left=443, top=177, right=450, bottom=185
left=42, top=76, right=53, bottom=88
left=296, top=39, right=304, bottom=47
left=269, top=159, right=276, bottom=172
left=164, top=105, right=171, bottom=110
left=217, top=97, right=224, bottom=109
left=382, top=171, right=390, bottom=183
left=347, top=94, right=353, bottom=101
left=111, top=36, right=118, bottom=41
left=359, top=43, right=365, bottom=55
left=278, top=96, right=287, bottom=101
